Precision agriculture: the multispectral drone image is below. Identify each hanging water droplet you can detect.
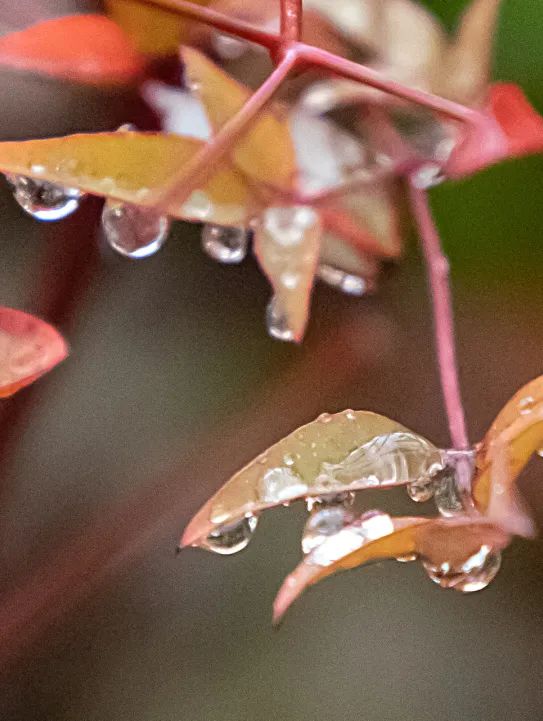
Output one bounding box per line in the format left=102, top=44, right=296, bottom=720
left=317, top=264, right=369, bottom=296
left=102, top=201, right=170, bottom=259
left=302, top=504, right=354, bottom=555
left=201, top=224, right=248, bottom=264
left=407, top=477, right=435, bottom=503
left=202, top=514, right=258, bottom=555
left=423, top=544, right=501, bottom=592
left=433, top=465, right=464, bottom=517
left=266, top=295, right=295, bottom=342
left=6, top=175, right=82, bottom=221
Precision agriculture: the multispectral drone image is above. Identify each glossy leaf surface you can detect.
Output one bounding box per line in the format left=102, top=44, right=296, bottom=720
left=0, top=131, right=257, bottom=226
left=0, top=15, right=144, bottom=85
left=181, top=411, right=442, bottom=548
left=0, top=307, right=68, bottom=397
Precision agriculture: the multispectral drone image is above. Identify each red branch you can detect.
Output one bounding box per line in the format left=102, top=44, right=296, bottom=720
left=408, top=179, right=469, bottom=450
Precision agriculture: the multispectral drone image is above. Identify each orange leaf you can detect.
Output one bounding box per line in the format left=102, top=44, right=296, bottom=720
left=181, top=47, right=297, bottom=190
left=0, top=15, right=144, bottom=85
left=0, top=307, right=68, bottom=397
left=0, top=131, right=258, bottom=226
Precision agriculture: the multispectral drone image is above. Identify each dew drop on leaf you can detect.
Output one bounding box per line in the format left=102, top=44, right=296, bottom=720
left=102, top=201, right=170, bottom=259
left=422, top=544, right=501, bottom=593
left=201, top=514, right=258, bottom=555
left=266, top=295, right=295, bottom=342
left=433, top=465, right=465, bottom=517
left=201, top=224, right=248, bottom=264
left=407, top=477, right=435, bottom=503
left=6, top=175, right=82, bottom=221
left=317, top=264, right=369, bottom=296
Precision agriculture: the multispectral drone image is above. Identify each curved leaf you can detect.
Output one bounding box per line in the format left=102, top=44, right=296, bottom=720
left=473, top=374, right=543, bottom=536
left=0, top=15, right=144, bottom=85
left=273, top=516, right=509, bottom=622
left=0, top=307, right=68, bottom=397
left=0, top=131, right=258, bottom=226
left=180, top=46, right=297, bottom=190
left=254, top=205, right=322, bottom=343
left=181, top=410, right=442, bottom=548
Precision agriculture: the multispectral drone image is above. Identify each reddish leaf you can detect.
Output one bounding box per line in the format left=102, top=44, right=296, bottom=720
left=0, top=307, right=68, bottom=397
left=0, top=15, right=144, bottom=85
left=488, top=83, right=543, bottom=158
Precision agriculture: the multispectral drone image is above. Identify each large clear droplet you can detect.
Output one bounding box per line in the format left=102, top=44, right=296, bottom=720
left=201, top=224, right=248, bottom=264
left=266, top=295, right=295, bottom=342
left=407, top=477, right=435, bottom=503
left=423, top=544, right=502, bottom=593
left=102, top=201, right=170, bottom=259
left=317, top=264, right=369, bottom=296
left=302, top=504, right=354, bottom=555
left=7, top=174, right=82, bottom=221
left=433, top=465, right=465, bottom=517
left=202, top=515, right=258, bottom=555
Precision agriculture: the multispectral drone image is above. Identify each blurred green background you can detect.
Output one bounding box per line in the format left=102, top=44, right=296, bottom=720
left=0, top=1, right=542, bottom=719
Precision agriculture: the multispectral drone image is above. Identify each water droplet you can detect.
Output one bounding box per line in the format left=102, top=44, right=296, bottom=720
left=423, top=544, right=501, bottom=592
left=260, top=466, right=307, bottom=503
left=283, top=453, right=296, bottom=467
left=519, top=396, right=536, bottom=415
left=102, top=201, right=170, bottom=259
left=6, top=175, right=82, bottom=221
left=266, top=296, right=294, bottom=342
left=262, top=206, right=318, bottom=247
left=407, top=478, right=435, bottom=503
left=317, top=264, right=369, bottom=296
left=317, top=412, right=332, bottom=424
left=396, top=553, right=418, bottom=563
left=201, top=224, right=248, bottom=264
left=344, top=409, right=356, bottom=421
left=212, top=32, right=248, bottom=60
left=433, top=464, right=465, bottom=517
left=202, top=514, right=258, bottom=555
left=302, top=505, right=354, bottom=555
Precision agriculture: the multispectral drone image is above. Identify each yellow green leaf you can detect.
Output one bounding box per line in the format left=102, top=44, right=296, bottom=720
left=181, top=410, right=441, bottom=549
left=181, top=46, right=297, bottom=190
left=254, top=205, right=322, bottom=343
left=0, top=131, right=257, bottom=226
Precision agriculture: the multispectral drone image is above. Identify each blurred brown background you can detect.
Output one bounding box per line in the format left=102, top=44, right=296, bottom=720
left=0, top=1, right=542, bottom=719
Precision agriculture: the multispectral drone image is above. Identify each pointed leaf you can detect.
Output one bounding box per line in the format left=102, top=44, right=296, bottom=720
left=0, top=15, right=144, bottom=85
left=254, top=206, right=322, bottom=342
left=181, top=410, right=442, bottom=548
left=273, top=516, right=509, bottom=621
left=473, top=374, right=543, bottom=536
left=488, top=83, right=543, bottom=158
left=440, top=0, right=502, bottom=105
left=180, top=46, right=297, bottom=190
left=0, top=131, right=258, bottom=226
left=0, top=307, right=68, bottom=397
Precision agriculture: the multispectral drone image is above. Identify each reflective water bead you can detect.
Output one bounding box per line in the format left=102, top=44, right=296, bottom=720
left=423, top=544, right=502, bottom=593
left=433, top=465, right=466, bottom=517
left=266, top=295, right=295, bottom=342
left=7, top=175, right=82, bottom=221
left=262, top=206, right=319, bottom=247
left=202, top=515, right=258, bottom=555
left=302, top=505, right=354, bottom=555
left=102, top=201, right=170, bottom=259
left=317, top=264, right=369, bottom=296
left=406, top=477, right=435, bottom=503
left=201, top=224, right=248, bottom=264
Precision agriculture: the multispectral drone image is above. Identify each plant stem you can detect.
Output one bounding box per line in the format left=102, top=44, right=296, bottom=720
left=407, top=179, right=469, bottom=451
left=157, top=49, right=298, bottom=209
left=136, top=0, right=280, bottom=50
left=280, top=0, right=303, bottom=46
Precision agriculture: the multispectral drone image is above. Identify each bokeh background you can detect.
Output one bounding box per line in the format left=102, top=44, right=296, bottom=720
left=0, top=1, right=542, bottom=719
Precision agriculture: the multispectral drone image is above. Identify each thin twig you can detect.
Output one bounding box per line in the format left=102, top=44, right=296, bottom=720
left=280, top=0, right=303, bottom=47
left=407, top=179, right=469, bottom=450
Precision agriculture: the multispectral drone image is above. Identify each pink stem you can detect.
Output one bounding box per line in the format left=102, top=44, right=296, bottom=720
left=408, top=179, right=469, bottom=450
left=136, top=0, right=280, bottom=49
left=280, top=0, right=303, bottom=47
left=157, top=49, right=298, bottom=209
left=297, top=44, right=487, bottom=127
